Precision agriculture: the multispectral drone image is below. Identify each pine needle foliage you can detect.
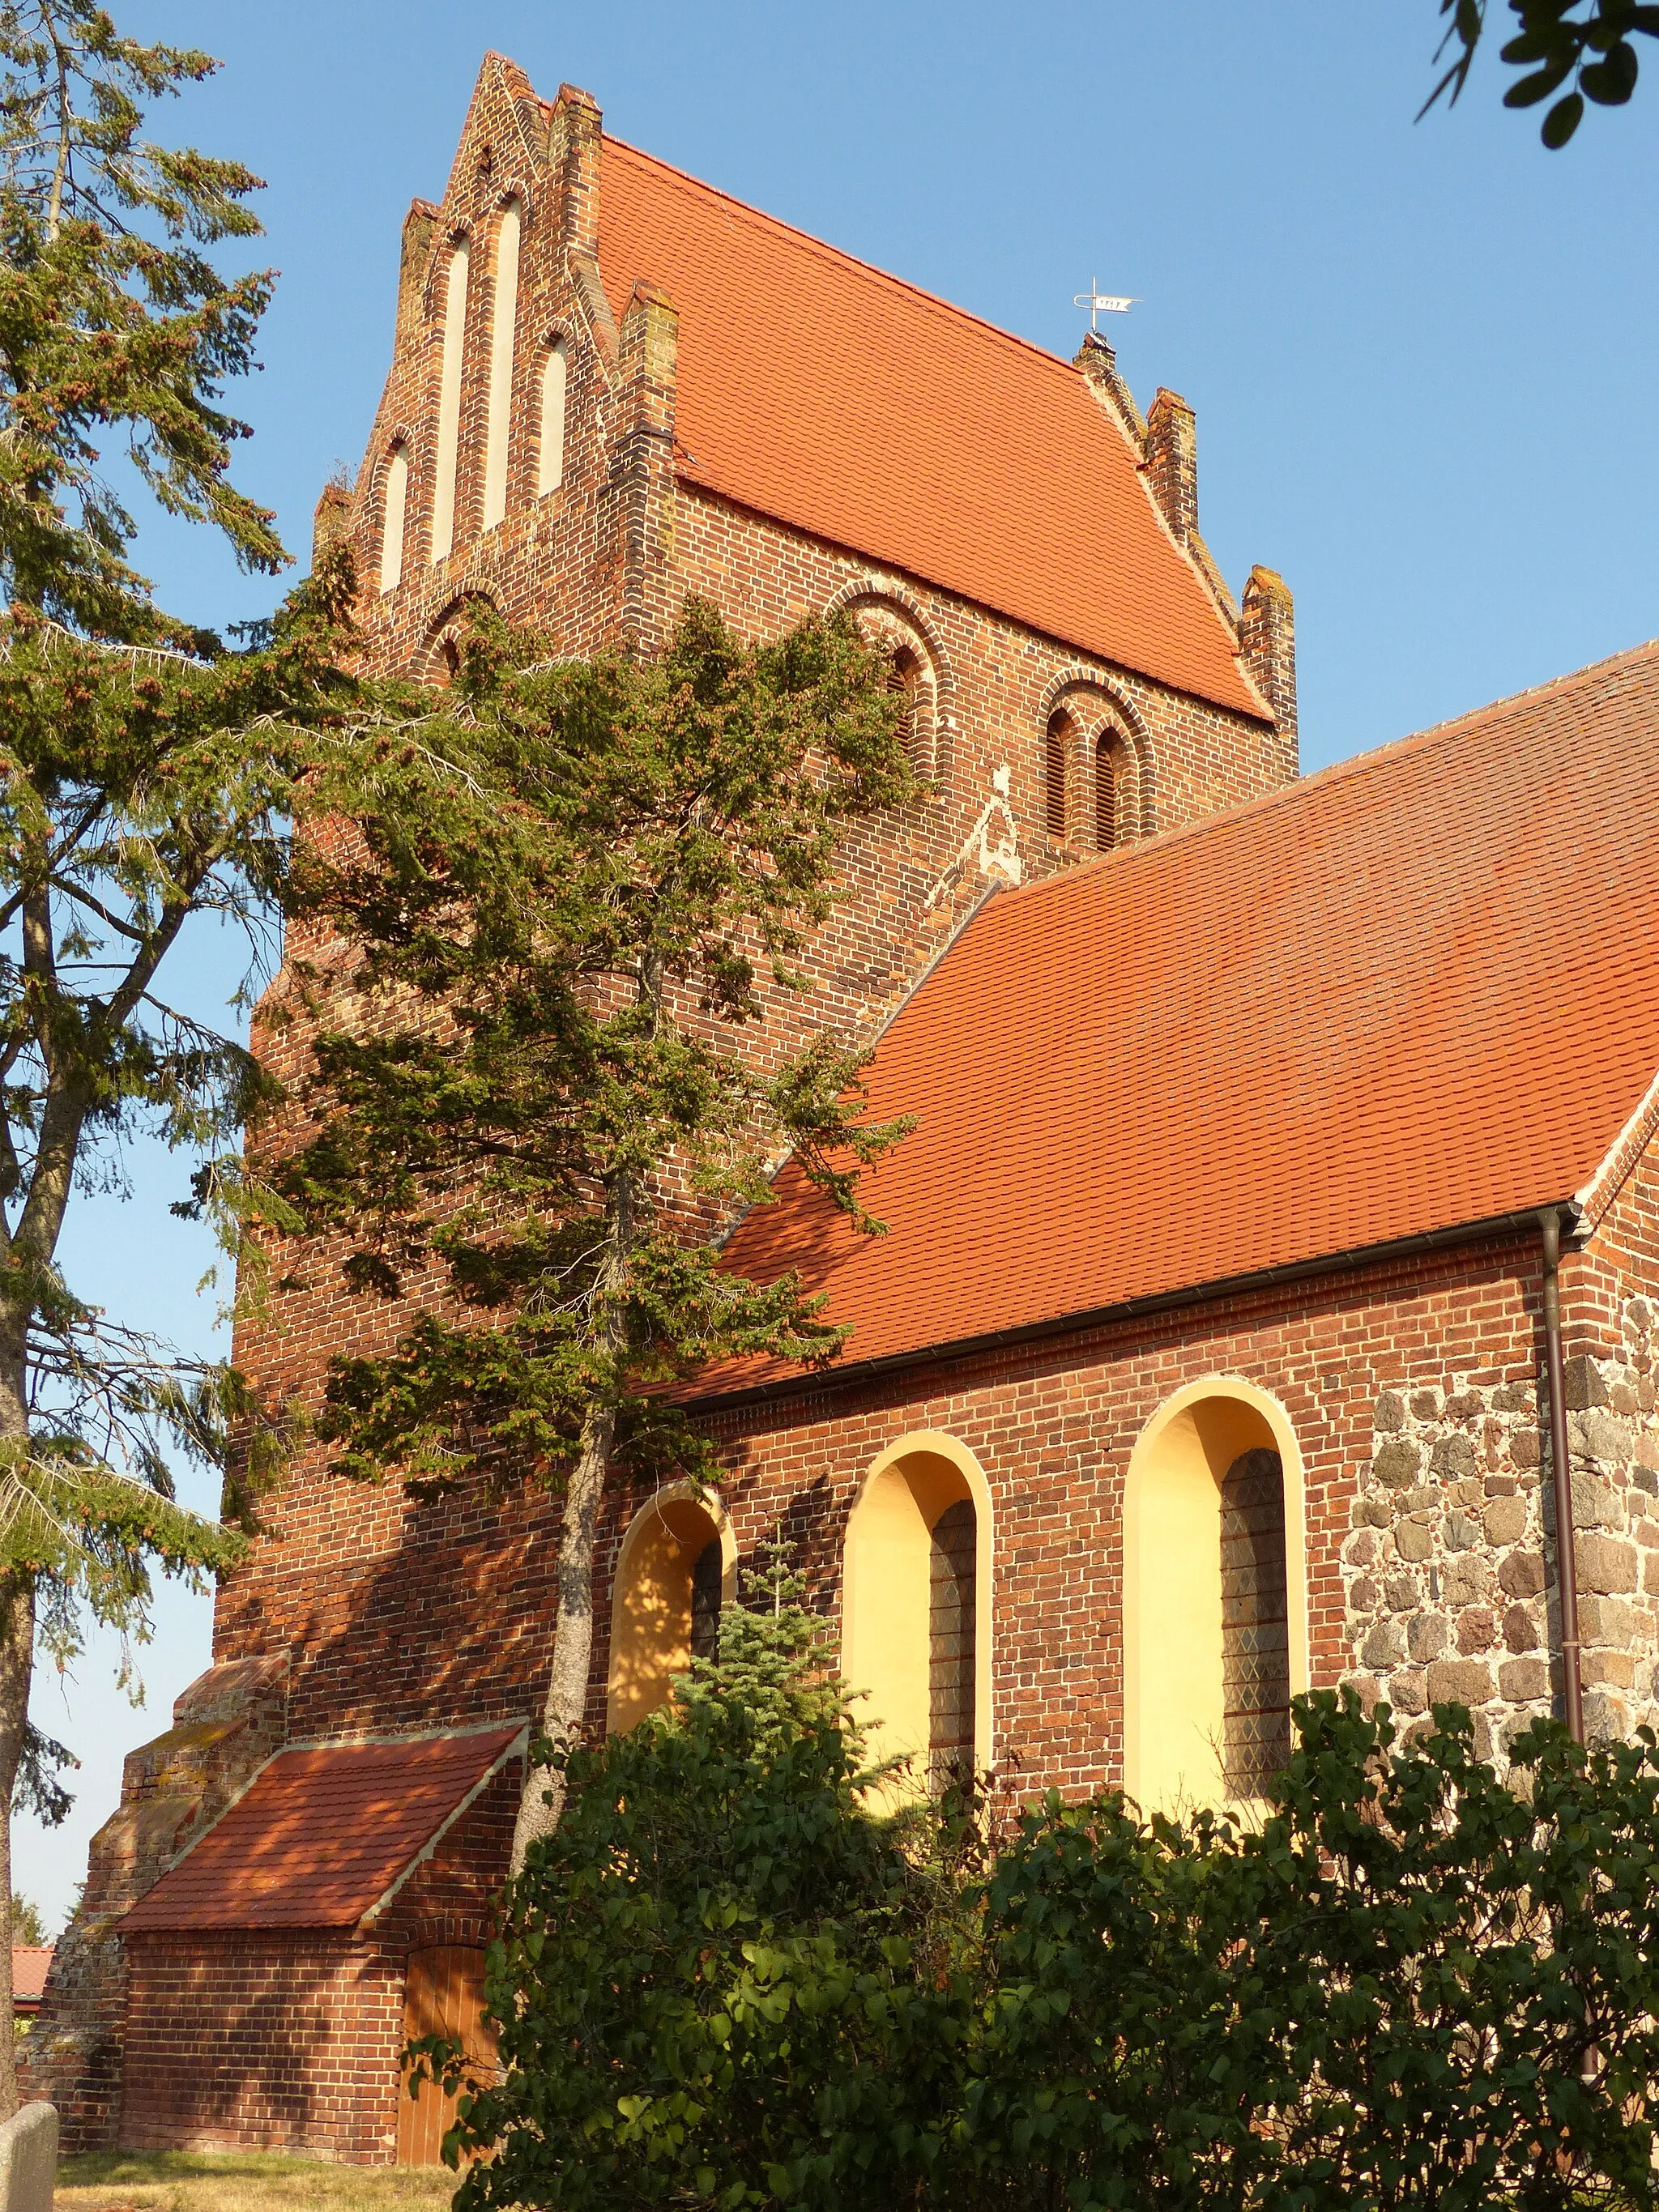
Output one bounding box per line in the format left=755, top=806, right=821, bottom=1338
left=0, top=552, right=365, bottom=2112
left=284, top=599, right=920, bottom=1863
left=9, top=1890, right=45, bottom=1946
left=0, top=1, right=373, bottom=2117
left=0, top=1, right=284, bottom=640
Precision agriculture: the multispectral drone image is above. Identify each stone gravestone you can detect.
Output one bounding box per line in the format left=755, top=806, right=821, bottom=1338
left=0, top=2102, right=56, bottom=2211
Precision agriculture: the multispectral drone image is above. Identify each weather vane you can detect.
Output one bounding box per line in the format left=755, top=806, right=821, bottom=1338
left=1073, top=278, right=1137, bottom=335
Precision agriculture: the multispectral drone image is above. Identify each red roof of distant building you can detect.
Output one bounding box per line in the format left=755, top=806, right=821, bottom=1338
left=12, top=1948, right=51, bottom=2005
left=597, top=137, right=1264, bottom=721
left=714, top=641, right=1659, bottom=1388
left=120, top=1727, right=522, bottom=1933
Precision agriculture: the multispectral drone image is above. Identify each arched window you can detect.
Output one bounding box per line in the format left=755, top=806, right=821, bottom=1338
left=889, top=645, right=922, bottom=767
left=1045, top=710, right=1070, bottom=838
left=378, top=442, right=408, bottom=596
left=481, top=200, right=521, bottom=532
left=928, top=1498, right=976, bottom=1790
left=539, top=339, right=568, bottom=497
left=430, top=237, right=470, bottom=564
left=607, top=1492, right=734, bottom=1733
left=1218, top=1447, right=1290, bottom=1798
left=1123, top=1385, right=1306, bottom=1814
left=842, top=1438, right=991, bottom=1796
left=1094, top=731, right=1116, bottom=851
left=690, top=1535, right=723, bottom=1662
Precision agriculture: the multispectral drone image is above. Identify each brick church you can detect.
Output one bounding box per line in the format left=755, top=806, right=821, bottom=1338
left=27, top=49, right=1659, bottom=2165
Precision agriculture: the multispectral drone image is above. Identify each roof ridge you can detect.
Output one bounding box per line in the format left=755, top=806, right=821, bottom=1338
left=601, top=133, right=1085, bottom=390
left=1000, top=633, right=1659, bottom=908
left=1388, top=633, right=1659, bottom=748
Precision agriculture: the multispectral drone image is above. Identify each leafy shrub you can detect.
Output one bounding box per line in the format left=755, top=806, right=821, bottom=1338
left=962, top=1695, right=1659, bottom=2210
left=441, top=1579, right=975, bottom=2212
left=437, top=1606, right=1659, bottom=2212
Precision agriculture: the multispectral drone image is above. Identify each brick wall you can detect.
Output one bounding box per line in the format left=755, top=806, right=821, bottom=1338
left=23, top=1655, right=288, bottom=2148
left=211, top=1227, right=1554, bottom=1769
left=116, top=1762, right=518, bottom=2164
left=318, top=53, right=1293, bottom=1110
left=124, top=1189, right=1659, bottom=2163
left=121, top=1933, right=399, bottom=2159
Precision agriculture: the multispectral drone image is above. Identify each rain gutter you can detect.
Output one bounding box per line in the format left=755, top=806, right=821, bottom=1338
left=685, top=1200, right=1584, bottom=1417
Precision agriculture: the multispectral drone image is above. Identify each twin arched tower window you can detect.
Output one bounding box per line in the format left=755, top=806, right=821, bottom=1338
left=1046, top=708, right=1135, bottom=850
left=889, top=646, right=923, bottom=769
left=1044, top=712, right=1068, bottom=837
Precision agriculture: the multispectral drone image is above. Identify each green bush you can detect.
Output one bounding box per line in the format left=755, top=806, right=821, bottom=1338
left=963, top=1697, right=1659, bottom=2210
left=440, top=1579, right=975, bottom=2212
left=436, top=1601, right=1659, bottom=2212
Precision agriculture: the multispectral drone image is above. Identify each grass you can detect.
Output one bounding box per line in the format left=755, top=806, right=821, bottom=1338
left=57, top=2149, right=460, bottom=2210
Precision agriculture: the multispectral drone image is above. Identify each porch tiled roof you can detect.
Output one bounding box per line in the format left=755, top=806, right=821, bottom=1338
left=120, top=1727, right=522, bottom=1933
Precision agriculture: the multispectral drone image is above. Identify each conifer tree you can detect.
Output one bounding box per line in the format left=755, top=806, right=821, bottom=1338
left=284, top=605, right=918, bottom=1865
left=0, top=2, right=356, bottom=2115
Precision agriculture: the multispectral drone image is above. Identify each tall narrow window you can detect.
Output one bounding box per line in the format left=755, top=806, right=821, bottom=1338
left=539, top=339, right=568, bottom=496
left=1094, top=731, right=1117, bottom=851
left=690, top=1538, right=723, bottom=1663
left=1045, top=711, right=1069, bottom=838
left=430, top=237, right=470, bottom=563
left=1219, top=1447, right=1290, bottom=1800
left=928, top=1498, right=977, bottom=1791
left=889, top=646, right=921, bottom=766
left=378, top=443, right=408, bottom=596
left=482, top=200, right=521, bottom=531
left=607, top=1495, right=729, bottom=1733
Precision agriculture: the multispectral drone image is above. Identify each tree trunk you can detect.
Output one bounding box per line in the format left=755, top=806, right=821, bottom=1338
left=509, top=1400, right=616, bottom=1870
left=510, top=1155, right=636, bottom=1873
left=511, top=949, right=661, bottom=1873
left=0, top=1569, right=32, bottom=2120
left=0, top=1336, right=36, bottom=2120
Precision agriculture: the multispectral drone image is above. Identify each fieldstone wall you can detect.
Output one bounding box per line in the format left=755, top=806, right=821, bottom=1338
left=1342, top=1297, right=1659, bottom=1770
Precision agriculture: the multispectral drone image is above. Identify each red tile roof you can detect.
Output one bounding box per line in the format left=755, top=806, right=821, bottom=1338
left=596, top=137, right=1263, bottom=721
left=714, top=642, right=1659, bottom=1388
left=12, top=1947, right=51, bottom=2005
left=120, top=1728, right=522, bottom=1933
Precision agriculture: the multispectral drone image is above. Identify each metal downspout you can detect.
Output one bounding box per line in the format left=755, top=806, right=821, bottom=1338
left=1540, top=1206, right=1584, bottom=1742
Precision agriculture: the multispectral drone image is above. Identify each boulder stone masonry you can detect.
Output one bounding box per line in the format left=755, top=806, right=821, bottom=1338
left=1343, top=1296, right=1659, bottom=1762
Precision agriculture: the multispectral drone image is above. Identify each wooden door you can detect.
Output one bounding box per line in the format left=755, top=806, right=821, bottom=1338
left=397, top=1945, right=494, bottom=2167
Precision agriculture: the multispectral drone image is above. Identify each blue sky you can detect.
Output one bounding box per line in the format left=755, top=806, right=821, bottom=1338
left=18, top=0, right=1659, bottom=1924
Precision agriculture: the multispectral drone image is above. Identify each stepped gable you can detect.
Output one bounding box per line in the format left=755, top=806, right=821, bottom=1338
left=596, top=134, right=1263, bottom=718
left=714, top=640, right=1659, bottom=1387
left=119, top=1727, right=524, bottom=1933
